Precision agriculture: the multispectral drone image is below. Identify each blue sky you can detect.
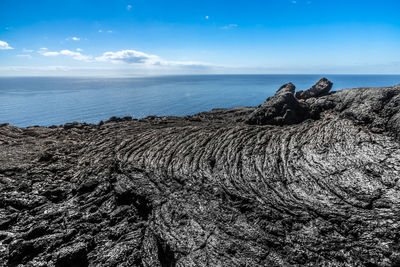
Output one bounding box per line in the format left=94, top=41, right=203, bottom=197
left=0, top=0, right=399, bottom=76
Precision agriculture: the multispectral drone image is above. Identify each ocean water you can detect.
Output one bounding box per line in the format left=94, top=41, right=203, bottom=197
left=0, top=74, right=399, bottom=127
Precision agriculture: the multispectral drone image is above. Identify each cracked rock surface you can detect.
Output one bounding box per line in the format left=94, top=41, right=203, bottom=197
left=1, top=80, right=400, bottom=266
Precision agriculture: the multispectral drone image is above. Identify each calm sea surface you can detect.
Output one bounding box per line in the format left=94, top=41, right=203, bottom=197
left=1, top=75, right=399, bottom=127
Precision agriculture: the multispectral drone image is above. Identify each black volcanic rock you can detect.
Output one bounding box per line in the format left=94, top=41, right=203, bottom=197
left=296, top=77, right=333, bottom=100
left=245, top=82, right=309, bottom=125
left=1, top=81, right=400, bottom=266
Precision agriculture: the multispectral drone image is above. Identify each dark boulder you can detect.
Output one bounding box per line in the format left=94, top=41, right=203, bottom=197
left=245, top=82, right=309, bottom=125
left=296, top=77, right=333, bottom=100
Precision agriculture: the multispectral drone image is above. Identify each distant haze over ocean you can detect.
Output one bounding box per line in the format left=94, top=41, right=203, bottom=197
left=1, top=75, right=399, bottom=127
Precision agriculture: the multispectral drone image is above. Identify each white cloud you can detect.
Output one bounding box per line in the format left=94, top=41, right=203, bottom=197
left=221, top=24, right=238, bottom=30
left=205, top=16, right=209, bottom=19
left=60, top=49, right=91, bottom=61
left=127, top=5, right=132, bottom=11
left=95, top=49, right=211, bottom=68
left=66, top=37, right=80, bottom=41
left=76, top=48, right=83, bottom=52
left=22, top=48, right=34, bottom=53
left=0, top=40, right=13, bottom=50
left=99, top=29, right=112, bottom=33
left=36, top=47, right=211, bottom=69
left=42, top=51, right=60, bottom=56
left=39, top=49, right=91, bottom=61
left=96, top=50, right=160, bottom=64
left=60, top=50, right=77, bottom=55
left=17, top=54, right=32, bottom=58
left=40, top=47, right=48, bottom=51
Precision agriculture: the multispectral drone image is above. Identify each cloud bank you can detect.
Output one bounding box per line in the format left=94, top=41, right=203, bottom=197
left=36, top=48, right=212, bottom=71
left=96, top=49, right=210, bottom=68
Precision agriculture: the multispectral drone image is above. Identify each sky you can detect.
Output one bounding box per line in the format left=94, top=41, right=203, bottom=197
left=0, top=0, right=400, bottom=76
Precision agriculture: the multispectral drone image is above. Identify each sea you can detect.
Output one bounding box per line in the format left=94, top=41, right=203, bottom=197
left=1, top=74, right=399, bottom=127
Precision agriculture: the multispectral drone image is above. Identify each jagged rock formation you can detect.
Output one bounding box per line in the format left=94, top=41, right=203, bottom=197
left=245, top=78, right=333, bottom=126
left=295, top=77, right=333, bottom=100
left=1, top=80, right=400, bottom=266
left=246, top=82, right=309, bottom=125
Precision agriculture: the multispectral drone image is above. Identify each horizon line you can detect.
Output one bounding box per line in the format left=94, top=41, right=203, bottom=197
left=1, top=73, right=400, bottom=78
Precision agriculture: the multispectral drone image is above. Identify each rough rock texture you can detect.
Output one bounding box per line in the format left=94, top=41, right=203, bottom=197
left=246, top=82, right=309, bottom=125
left=1, top=81, right=400, bottom=266
left=296, top=77, right=333, bottom=100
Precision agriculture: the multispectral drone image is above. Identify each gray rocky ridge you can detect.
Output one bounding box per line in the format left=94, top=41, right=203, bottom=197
left=1, top=78, right=400, bottom=266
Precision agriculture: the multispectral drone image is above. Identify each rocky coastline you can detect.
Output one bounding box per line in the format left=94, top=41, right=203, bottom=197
left=1, top=79, right=400, bottom=266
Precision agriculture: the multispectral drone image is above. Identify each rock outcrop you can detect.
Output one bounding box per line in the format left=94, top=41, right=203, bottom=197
left=245, top=78, right=333, bottom=126
left=1, top=80, right=400, bottom=266
left=246, top=82, right=309, bottom=125
left=296, top=77, right=333, bottom=100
